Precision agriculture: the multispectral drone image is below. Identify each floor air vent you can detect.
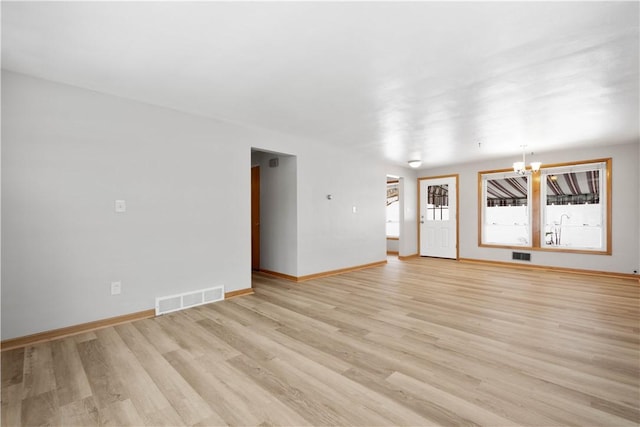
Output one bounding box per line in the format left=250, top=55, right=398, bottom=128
left=155, top=285, right=224, bottom=316
left=512, top=252, right=531, bottom=261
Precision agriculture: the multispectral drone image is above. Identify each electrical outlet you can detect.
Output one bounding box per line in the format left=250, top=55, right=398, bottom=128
left=111, top=281, right=121, bottom=295
left=115, top=200, right=126, bottom=213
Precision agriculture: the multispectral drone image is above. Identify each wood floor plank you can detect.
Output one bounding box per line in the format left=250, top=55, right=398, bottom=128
left=132, top=317, right=181, bottom=355
left=196, top=317, right=274, bottom=363
left=95, top=327, right=184, bottom=426
left=76, top=338, right=128, bottom=409
left=387, top=371, right=516, bottom=426
left=51, top=338, right=92, bottom=406
left=1, top=384, right=23, bottom=426
left=20, top=389, right=60, bottom=426
left=58, top=396, right=100, bottom=426
left=72, top=332, right=97, bottom=344
left=231, top=296, right=341, bottom=335
left=276, top=324, right=395, bottom=378
left=199, top=298, right=284, bottom=331
left=114, top=322, right=216, bottom=426
left=193, top=352, right=312, bottom=427
left=272, top=353, right=435, bottom=426
left=227, top=353, right=351, bottom=426
left=21, top=344, right=56, bottom=400
left=100, top=398, right=145, bottom=427
left=477, top=375, right=639, bottom=426
left=164, top=348, right=259, bottom=426
left=235, top=315, right=355, bottom=373
left=342, top=366, right=485, bottom=426
left=2, top=257, right=638, bottom=426
left=155, top=312, right=240, bottom=360
left=1, top=347, right=24, bottom=389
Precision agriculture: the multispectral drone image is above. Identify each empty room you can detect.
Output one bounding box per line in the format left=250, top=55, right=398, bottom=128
left=1, top=1, right=639, bottom=426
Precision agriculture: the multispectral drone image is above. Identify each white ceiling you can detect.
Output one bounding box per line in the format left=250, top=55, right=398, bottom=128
left=2, top=1, right=639, bottom=168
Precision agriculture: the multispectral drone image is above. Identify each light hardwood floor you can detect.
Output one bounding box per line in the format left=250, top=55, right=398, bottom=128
left=2, top=257, right=639, bottom=426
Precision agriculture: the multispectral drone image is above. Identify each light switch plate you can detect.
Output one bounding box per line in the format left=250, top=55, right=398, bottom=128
left=111, top=281, right=121, bottom=295
left=115, top=200, right=126, bottom=213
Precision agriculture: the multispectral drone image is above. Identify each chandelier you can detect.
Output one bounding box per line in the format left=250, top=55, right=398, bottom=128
left=513, top=145, right=541, bottom=175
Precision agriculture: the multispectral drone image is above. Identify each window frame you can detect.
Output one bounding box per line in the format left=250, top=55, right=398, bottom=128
left=386, top=180, right=400, bottom=238
left=477, top=158, right=612, bottom=255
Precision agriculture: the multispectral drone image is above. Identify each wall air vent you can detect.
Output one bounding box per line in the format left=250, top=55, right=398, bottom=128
left=155, top=285, right=224, bottom=316
left=512, top=252, right=531, bottom=261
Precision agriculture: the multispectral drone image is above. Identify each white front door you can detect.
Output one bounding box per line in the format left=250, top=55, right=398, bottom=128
left=419, top=176, right=457, bottom=259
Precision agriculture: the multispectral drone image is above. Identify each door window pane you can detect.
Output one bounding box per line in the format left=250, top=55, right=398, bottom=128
left=427, top=184, right=449, bottom=221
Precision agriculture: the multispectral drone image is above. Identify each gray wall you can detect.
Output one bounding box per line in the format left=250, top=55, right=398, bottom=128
left=417, top=142, right=640, bottom=274
left=296, top=149, right=387, bottom=276
left=1, top=71, right=389, bottom=339
left=399, top=176, right=418, bottom=257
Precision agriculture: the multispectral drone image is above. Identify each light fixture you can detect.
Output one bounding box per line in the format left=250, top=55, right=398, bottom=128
left=513, top=145, right=541, bottom=175
left=408, top=160, right=422, bottom=168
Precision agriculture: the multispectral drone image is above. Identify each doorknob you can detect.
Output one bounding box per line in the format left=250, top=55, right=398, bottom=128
left=420, top=221, right=424, bottom=224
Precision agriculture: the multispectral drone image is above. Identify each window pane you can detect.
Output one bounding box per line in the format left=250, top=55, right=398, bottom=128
left=427, top=184, right=448, bottom=221
left=482, top=174, right=530, bottom=246
left=542, top=165, right=605, bottom=250
left=386, top=182, right=400, bottom=237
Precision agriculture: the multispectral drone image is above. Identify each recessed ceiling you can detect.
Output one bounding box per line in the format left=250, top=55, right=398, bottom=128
left=2, top=2, right=638, bottom=168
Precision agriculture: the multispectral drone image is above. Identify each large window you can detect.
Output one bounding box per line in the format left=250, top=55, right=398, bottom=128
left=541, top=161, right=608, bottom=251
left=481, top=173, right=531, bottom=246
left=478, top=158, right=611, bottom=254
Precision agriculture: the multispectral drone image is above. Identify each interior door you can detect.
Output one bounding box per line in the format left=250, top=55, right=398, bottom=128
left=251, top=166, right=260, bottom=271
left=419, top=176, right=458, bottom=259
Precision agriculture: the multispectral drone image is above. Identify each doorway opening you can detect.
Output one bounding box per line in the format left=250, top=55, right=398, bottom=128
left=250, top=148, right=298, bottom=280
left=251, top=165, right=260, bottom=271
left=386, top=175, right=400, bottom=256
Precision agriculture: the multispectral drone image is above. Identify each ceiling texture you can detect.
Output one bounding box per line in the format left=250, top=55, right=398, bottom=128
left=2, top=1, right=639, bottom=168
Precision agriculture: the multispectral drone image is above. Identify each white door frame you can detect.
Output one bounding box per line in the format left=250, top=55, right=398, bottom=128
left=418, top=174, right=459, bottom=259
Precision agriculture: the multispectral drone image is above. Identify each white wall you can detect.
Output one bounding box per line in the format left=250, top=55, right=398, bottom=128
left=253, top=151, right=298, bottom=276
left=1, top=71, right=388, bottom=339
left=1, top=72, right=251, bottom=339
left=399, top=176, right=418, bottom=257
left=417, top=142, right=640, bottom=274
left=296, top=148, right=387, bottom=276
